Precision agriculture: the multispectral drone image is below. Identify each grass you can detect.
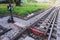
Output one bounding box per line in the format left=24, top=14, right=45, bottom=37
left=0, top=3, right=51, bottom=16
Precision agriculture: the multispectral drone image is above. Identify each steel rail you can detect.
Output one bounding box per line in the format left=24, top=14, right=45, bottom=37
left=11, top=7, right=55, bottom=40
left=48, top=9, right=58, bottom=40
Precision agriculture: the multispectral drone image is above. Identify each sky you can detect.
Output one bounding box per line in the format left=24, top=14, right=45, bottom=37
left=56, top=0, right=60, bottom=2
left=36, top=0, right=50, bottom=2
left=36, top=0, right=60, bottom=2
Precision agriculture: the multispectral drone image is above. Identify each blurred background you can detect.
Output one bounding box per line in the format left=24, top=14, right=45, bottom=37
left=0, top=0, right=59, bottom=17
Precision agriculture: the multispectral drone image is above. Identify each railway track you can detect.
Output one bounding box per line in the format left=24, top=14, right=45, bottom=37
left=0, top=7, right=58, bottom=40
left=48, top=8, right=59, bottom=40
left=11, top=7, right=58, bottom=40
left=30, top=7, right=58, bottom=40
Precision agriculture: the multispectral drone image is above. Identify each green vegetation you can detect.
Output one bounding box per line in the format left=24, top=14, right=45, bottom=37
left=0, top=3, right=51, bottom=16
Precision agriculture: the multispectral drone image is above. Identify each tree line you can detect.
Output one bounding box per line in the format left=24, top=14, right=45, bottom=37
left=7, top=0, right=21, bottom=6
